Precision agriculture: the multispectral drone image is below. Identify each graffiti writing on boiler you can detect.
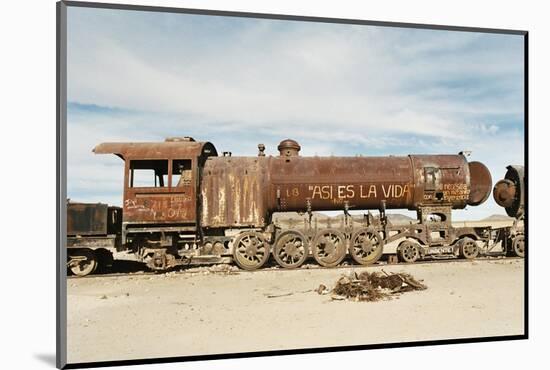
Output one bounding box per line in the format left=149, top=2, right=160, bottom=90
left=302, top=184, right=412, bottom=200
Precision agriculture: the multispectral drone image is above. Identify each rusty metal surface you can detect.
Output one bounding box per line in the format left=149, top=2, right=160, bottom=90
left=123, top=185, right=196, bottom=224
left=67, top=235, right=117, bottom=249
left=493, top=165, right=525, bottom=219
left=94, top=138, right=218, bottom=226
left=493, top=179, right=517, bottom=208
left=201, top=156, right=268, bottom=228
left=93, top=138, right=217, bottom=160
left=277, top=138, right=301, bottom=157
left=199, top=139, right=493, bottom=229
left=268, top=156, right=413, bottom=211
left=200, top=152, right=492, bottom=229
left=468, top=161, right=493, bottom=205
left=67, top=202, right=109, bottom=236
left=267, top=153, right=491, bottom=213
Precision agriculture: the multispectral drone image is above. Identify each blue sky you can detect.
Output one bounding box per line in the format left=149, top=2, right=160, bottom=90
left=66, top=7, right=525, bottom=220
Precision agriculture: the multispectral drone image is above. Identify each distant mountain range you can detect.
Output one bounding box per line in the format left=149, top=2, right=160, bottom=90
left=481, top=214, right=514, bottom=221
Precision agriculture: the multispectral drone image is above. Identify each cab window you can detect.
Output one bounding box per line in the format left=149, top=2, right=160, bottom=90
left=172, top=159, right=193, bottom=187
left=129, top=160, right=168, bottom=188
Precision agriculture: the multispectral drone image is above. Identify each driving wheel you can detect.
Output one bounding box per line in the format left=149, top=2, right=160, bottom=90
left=312, top=229, right=347, bottom=267
left=273, top=230, right=309, bottom=268
left=232, top=231, right=270, bottom=270
left=349, top=228, right=384, bottom=265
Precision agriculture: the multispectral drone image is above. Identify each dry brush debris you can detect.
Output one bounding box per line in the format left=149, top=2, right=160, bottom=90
left=167, top=264, right=240, bottom=276
left=319, top=270, right=427, bottom=302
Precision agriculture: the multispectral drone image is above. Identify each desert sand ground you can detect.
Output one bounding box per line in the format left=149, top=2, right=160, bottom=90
left=67, top=258, right=524, bottom=364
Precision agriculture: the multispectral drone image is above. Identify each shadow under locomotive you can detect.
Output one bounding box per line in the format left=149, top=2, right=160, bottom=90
left=66, top=137, right=525, bottom=276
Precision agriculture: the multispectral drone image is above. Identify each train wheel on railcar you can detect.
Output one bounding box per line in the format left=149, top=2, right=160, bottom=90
left=68, top=249, right=98, bottom=277
left=232, top=231, right=271, bottom=270
left=312, top=229, right=347, bottom=267
left=512, top=235, right=525, bottom=258
left=273, top=230, right=309, bottom=268
left=349, top=228, right=384, bottom=265
left=397, top=240, right=421, bottom=263
left=94, top=249, right=114, bottom=273
left=458, top=237, right=479, bottom=259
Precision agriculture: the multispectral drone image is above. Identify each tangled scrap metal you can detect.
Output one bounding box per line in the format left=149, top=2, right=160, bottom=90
left=317, top=270, right=427, bottom=302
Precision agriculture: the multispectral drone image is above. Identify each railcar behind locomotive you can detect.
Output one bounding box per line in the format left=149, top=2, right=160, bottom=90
left=79, top=137, right=494, bottom=272
left=493, top=165, right=525, bottom=257
left=66, top=201, right=122, bottom=276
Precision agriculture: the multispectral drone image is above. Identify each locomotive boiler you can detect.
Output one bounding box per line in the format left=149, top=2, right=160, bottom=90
left=90, top=137, right=493, bottom=271
left=200, top=139, right=491, bottom=229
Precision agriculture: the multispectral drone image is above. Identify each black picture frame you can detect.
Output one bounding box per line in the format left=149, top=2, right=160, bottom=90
left=56, top=2, right=528, bottom=368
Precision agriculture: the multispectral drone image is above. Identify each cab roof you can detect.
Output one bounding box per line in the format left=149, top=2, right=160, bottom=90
left=93, top=137, right=218, bottom=160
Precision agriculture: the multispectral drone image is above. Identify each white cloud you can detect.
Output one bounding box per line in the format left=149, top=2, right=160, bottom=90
left=68, top=10, right=523, bottom=137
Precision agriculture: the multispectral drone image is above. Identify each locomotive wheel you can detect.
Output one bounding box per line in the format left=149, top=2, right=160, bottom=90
left=349, top=228, right=384, bottom=265
left=69, top=249, right=98, bottom=277
left=458, top=237, right=479, bottom=259
left=273, top=230, right=309, bottom=268
left=212, top=241, right=226, bottom=255
left=512, top=235, right=525, bottom=258
left=232, top=232, right=270, bottom=270
left=312, top=229, right=347, bottom=267
left=398, top=240, right=420, bottom=263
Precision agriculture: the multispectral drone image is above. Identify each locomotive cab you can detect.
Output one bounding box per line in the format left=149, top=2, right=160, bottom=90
left=93, top=137, right=218, bottom=254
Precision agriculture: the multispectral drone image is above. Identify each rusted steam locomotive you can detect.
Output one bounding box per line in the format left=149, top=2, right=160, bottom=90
left=66, top=137, right=524, bottom=276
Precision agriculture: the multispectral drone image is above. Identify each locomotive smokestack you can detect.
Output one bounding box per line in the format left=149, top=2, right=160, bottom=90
left=278, top=139, right=301, bottom=157
left=258, top=144, right=266, bottom=157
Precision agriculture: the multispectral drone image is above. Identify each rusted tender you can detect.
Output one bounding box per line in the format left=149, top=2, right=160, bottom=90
left=66, top=202, right=122, bottom=276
